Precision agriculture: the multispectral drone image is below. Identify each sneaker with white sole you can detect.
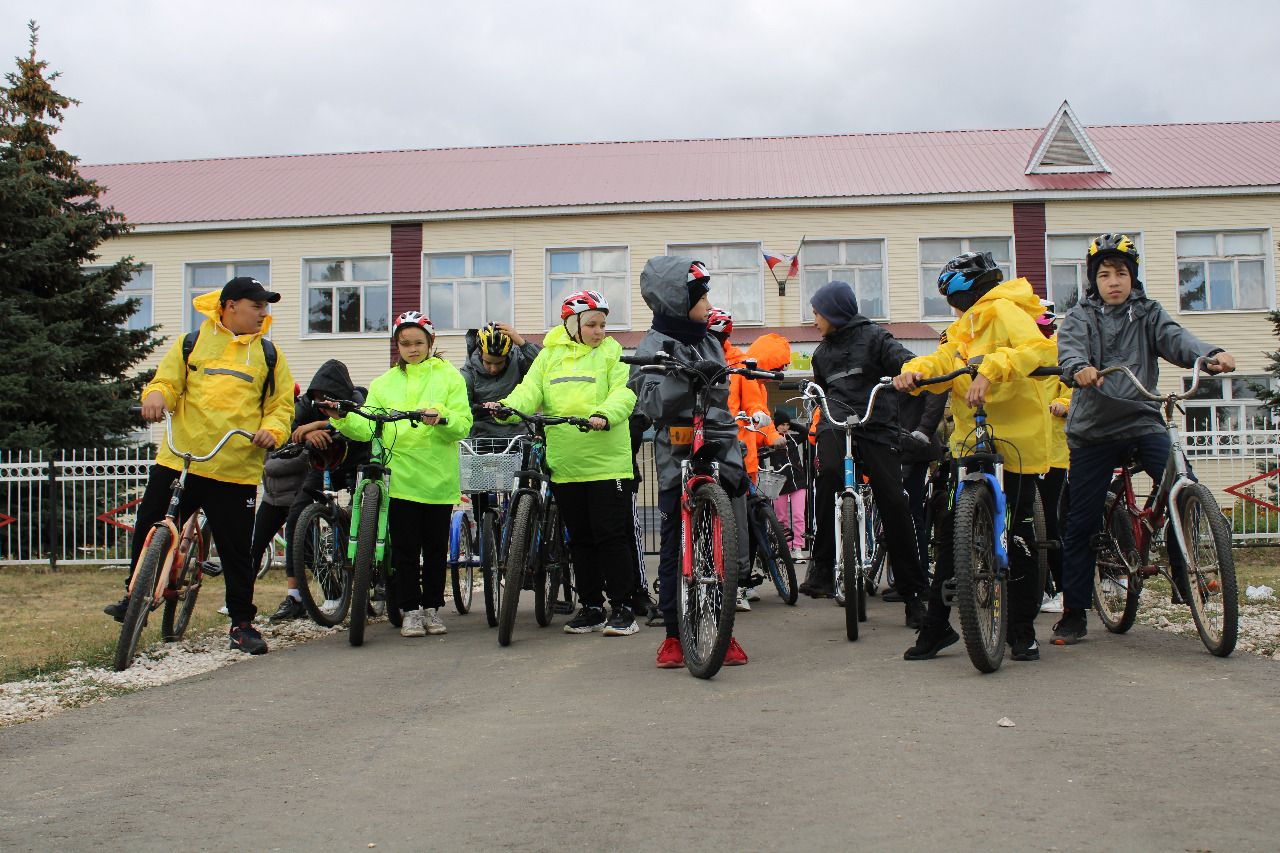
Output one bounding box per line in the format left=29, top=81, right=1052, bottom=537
left=400, top=608, right=427, bottom=637
left=424, top=607, right=447, bottom=635
left=736, top=588, right=751, bottom=612
left=564, top=605, right=607, bottom=634
left=745, top=586, right=761, bottom=602
left=1040, top=592, right=1063, bottom=613
left=602, top=604, right=638, bottom=636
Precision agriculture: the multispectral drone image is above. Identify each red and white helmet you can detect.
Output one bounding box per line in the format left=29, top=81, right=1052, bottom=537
left=707, top=307, right=733, bottom=337
left=560, top=289, right=609, bottom=320
left=688, top=261, right=710, bottom=284
left=393, top=310, right=434, bottom=338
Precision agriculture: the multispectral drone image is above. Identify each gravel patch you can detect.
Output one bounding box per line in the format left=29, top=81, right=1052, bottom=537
left=1135, top=588, right=1280, bottom=659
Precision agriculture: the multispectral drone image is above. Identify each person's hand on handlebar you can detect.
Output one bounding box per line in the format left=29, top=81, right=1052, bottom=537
left=965, top=374, right=990, bottom=408
left=140, top=391, right=168, bottom=423
left=1074, top=366, right=1102, bottom=388
left=893, top=371, right=923, bottom=392
left=417, top=408, right=441, bottom=426
left=587, top=416, right=608, bottom=431
left=251, top=429, right=278, bottom=449
left=1206, top=352, right=1236, bottom=374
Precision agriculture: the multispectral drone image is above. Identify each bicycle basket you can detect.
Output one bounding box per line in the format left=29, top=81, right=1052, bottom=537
left=756, top=468, right=786, bottom=500
left=458, top=437, right=523, bottom=493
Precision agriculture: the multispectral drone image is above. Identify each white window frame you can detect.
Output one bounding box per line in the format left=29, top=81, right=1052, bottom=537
left=300, top=255, right=392, bottom=338
left=421, top=249, right=515, bottom=332
left=918, top=237, right=1014, bottom=321
left=90, top=263, right=153, bottom=332
left=1045, top=232, right=1145, bottom=311
left=1182, top=374, right=1280, bottom=458
left=1175, top=229, right=1274, bottom=315
left=666, top=241, right=765, bottom=326
left=544, top=245, right=631, bottom=330
left=184, top=259, right=272, bottom=333
left=798, top=237, right=889, bottom=323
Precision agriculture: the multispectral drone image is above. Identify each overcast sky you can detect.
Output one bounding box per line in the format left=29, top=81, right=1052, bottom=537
left=2, top=0, right=1278, bottom=166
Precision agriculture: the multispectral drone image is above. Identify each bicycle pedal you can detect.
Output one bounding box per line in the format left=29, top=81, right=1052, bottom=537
left=941, top=578, right=958, bottom=607
left=200, top=560, right=223, bottom=577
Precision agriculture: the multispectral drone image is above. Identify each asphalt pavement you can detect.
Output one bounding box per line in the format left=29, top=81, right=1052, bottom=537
left=2, top=588, right=1279, bottom=852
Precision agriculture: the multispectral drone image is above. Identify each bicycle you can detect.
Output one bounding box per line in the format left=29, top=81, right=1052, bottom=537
left=323, top=398, right=446, bottom=647
left=458, top=436, right=523, bottom=627
left=913, top=360, right=1059, bottom=672
left=481, top=405, right=581, bottom=647
left=623, top=348, right=784, bottom=678
left=291, top=457, right=355, bottom=628
left=735, top=414, right=798, bottom=605
left=446, top=504, right=479, bottom=614
left=1088, top=357, right=1238, bottom=656
left=113, top=410, right=251, bottom=671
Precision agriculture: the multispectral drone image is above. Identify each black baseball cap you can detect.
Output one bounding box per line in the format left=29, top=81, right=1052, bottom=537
left=220, top=277, right=281, bottom=304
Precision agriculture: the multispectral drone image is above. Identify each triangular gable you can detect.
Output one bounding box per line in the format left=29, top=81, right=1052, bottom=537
left=1026, top=101, right=1111, bottom=174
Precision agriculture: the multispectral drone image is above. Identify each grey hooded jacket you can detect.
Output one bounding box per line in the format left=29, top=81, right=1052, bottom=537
left=1057, top=281, right=1221, bottom=449
left=461, top=340, right=541, bottom=438
left=629, top=255, right=746, bottom=492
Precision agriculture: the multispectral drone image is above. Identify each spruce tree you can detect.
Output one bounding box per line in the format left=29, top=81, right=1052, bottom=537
left=0, top=21, right=159, bottom=450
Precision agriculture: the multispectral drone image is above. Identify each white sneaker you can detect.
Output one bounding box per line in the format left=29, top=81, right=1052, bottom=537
left=1041, top=592, right=1064, bottom=613
left=424, top=607, right=447, bottom=635
left=400, top=608, right=426, bottom=637
left=745, top=586, right=761, bottom=602
left=736, top=588, right=752, bottom=612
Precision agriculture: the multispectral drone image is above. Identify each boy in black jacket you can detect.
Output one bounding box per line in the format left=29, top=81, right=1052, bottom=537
left=806, top=281, right=925, bottom=628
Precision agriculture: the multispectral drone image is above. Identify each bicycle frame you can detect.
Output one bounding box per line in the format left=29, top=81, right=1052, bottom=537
left=681, top=385, right=724, bottom=582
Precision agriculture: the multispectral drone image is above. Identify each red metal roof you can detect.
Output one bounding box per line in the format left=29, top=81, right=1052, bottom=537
left=81, top=122, right=1280, bottom=226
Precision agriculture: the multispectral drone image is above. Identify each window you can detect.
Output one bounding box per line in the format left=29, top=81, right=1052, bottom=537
left=800, top=240, right=886, bottom=322
left=305, top=257, right=390, bottom=335
left=1047, top=233, right=1144, bottom=311
left=1183, top=374, right=1279, bottom=457
left=185, top=261, right=270, bottom=331
left=919, top=238, right=1011, bottom=320
left=545, top=247, right=630, bottom=328
left=1177, top=231, right=1269, bottom=312
left=424, top=252, right=513, bottom=330
left=668, top=243, right=762, bottom=324
left=96, top=265, right=152, bottom=331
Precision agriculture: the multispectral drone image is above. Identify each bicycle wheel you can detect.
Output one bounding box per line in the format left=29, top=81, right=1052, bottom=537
left=1176, top=483, right=1237, bottom=657
left=679, top=481, right=739, bottom=679
left=114, top=526, right=170, bottom=671
left=498, top=493, right=535, bottom=646
left=535, top=502, right=565, bottom=627
left=953, top=483, right=1005, bottom=673
left=348, top=481, right=381, bottom=647
left=481, top=510, right=500, bottom=628
left=161, top=516, right=207, bottom=641
left=1092, top=494, right=1141, bottom=633
left=864, top=498, right=886, bottom=597
left=294, top=503, right=352, bottom=627
left=1031, top=491, right=1049, bottom=604
left=760, top=509, right=798, bottom=605
left=839, top=497, right=863, bottom=641
left=451, top=513, right=476, bottom=615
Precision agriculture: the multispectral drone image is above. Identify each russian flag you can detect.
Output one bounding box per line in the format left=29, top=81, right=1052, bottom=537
left=763, top=250, right=799, bottom=279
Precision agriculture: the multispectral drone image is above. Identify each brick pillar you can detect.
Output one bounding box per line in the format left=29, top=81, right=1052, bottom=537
left=390, top=223, right=423, bottom=365
left=1013, top=202, right=1047, bottom=298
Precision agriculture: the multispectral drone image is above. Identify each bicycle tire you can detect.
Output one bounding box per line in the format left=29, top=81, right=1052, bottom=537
left=114, top=526, right=170, bottom=671
left=481, top=510, right=500, bottom=627
left=451, top=514, right=476, bottom=615
left=1031, top=491, right=1049, bottom=604
left=535, top=502, right=564, bottom=627
left=1092, top=494, right=1141, bottom=633
left=498, top=493, right=536, bottom=646
left=161, top=517, right=207, bottom=641
left=761, top=508, right=798, bottom=605
left=254, top=540, right=274, bottom=580
left=294, top=503, right=352, bottom=627
left=348, top=481, right=381, bottom=647
left=1176, top=483, right=1238, bottom=657
left=679, top=481, right=739, bottom=679
left=839, top=497, right=862, bottom=641
left=953, top=483, right=1005, bottom=673
left=864, top=498, right=886, bottom=597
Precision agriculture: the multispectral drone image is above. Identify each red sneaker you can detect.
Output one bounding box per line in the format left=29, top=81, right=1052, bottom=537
left=724, top=637, right=748, bottom=666
left=656, top=637, right=684, bottom=668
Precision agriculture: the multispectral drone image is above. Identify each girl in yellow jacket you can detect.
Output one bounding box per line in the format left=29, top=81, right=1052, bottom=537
left=331, top=311, right=472, bottom=638
left=893, top=252, right=1055, bottom=664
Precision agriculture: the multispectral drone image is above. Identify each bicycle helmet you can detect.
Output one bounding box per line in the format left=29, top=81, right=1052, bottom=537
left=688, top=261, right=710, bottom=285
left=560, top=289, right=609, bottom=320
left=1086, top=233, right=1140, bottom=285
left=308, top=437, right=349, bottom=472
left=393, top=310, right=434, bottom=339
left=936, top=252, right=1003, bottom=296
left=476, top=323, right=513, bottom=357
left=707, top=307, right=733, bottom=337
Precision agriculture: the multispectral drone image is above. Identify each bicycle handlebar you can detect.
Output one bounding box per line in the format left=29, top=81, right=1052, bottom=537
left=478, top=404, right=600, bottom=432
left=796, top=379, right=893, bottom=431
left=322, top=398, right=448, bottom=427
left=913, top=357, right=1062, bottom=388
left=1097, top=355, right=1221, bottom=401
left=621, top=351, right=786, bottom=384
left=131, top=407, right=256, bottom=462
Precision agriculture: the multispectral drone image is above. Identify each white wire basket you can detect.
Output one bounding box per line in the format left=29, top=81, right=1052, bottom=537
left=756, top=468, right=786, bottom=500
left=458, top=437, right=523, bottom=494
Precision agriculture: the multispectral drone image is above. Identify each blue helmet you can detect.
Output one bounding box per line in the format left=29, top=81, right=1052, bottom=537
left=937, top=251, right=1003, bottom=296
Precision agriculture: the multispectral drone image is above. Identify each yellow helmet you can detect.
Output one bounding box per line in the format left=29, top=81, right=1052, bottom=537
left=476, top=323, right=513, bottom=357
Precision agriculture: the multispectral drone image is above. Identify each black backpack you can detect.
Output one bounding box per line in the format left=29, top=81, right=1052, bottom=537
left=182, top=329, right=278, bottom=405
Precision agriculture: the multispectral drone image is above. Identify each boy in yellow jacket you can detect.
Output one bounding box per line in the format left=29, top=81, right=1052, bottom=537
left=894, top=252, right=1055, bottom=663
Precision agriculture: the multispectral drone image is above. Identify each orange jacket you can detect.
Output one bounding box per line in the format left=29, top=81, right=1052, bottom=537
left=726, top=334, right=791, bottom=479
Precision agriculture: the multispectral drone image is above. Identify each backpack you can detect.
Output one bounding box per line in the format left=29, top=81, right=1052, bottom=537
left=182, top=329, right=278, bottom=405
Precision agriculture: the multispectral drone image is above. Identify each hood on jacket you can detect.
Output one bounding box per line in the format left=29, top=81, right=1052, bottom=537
left=723, top=339, right=746, bottom=368
left=307, top=359, right=361, bottom=404
left=641, top=255, right=698, bottom=319
left=810, top=281, right=859, bottom=327
left=192, top=289, right=274, bottom=338
left=746, top=333, right=791, bottom=371
left=954, top=278, right=1043, bottom=340
left=541, top=324, right=622, bottom=357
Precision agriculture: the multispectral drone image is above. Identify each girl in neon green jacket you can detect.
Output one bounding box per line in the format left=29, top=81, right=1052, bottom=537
left=331, top=311, right=472, bottom=638
left=495, top=290, right=639, bottom=636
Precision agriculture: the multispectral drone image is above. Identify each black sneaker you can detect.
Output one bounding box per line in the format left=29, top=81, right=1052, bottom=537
left=1009, top=626, right=1040, bottom=661
left=903, top=623, right=960, bottom=661
left=269, top=596, right=307, bottom=623
left=103, top=595, right=129, bottom=622
left=563, top=605, right=606, bottom=635
left=905, top=599, right=925, bottom=630
left=602, top=604, right=639, bottom=637
left=882, top=588, right=905, bottom=603
left=229, top=622, right=269, bottom=655
left=1051, top=610, right=1088, bottom=645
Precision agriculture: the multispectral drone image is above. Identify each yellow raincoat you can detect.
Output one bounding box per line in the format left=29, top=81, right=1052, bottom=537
left=902, top=278, right=1055, bottom=474
left=1049, top=380, right=1072, bottom=470
left=142, top=291, right=295, bottom=485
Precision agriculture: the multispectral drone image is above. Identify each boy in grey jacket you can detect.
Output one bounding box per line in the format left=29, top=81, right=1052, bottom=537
left=1052, top=234, right=1235, bottom=645
left=462, top=323, right=541, bottom=439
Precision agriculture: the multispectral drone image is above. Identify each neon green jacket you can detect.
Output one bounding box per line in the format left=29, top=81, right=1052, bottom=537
left=500, top=326, right=637, bottom=484
left=331, top=357, right=472, bottom=505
